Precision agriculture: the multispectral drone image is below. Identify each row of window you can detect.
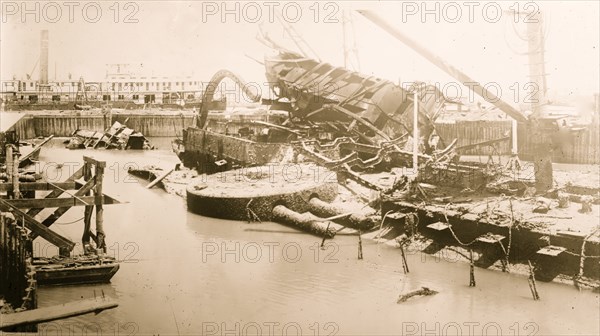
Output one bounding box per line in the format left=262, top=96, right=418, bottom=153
left=5, top=81, right=201, bottom=91
left=34, top=93, right=198, bottom=102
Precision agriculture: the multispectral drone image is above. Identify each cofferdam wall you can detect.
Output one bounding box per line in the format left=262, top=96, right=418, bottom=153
left=7, top=112, right=197, bottom=138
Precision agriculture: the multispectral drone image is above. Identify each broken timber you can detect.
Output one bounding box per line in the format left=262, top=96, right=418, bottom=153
left=0, top=156, right=123, bottom=256
left=397, top=287, right=438, bottom=303
left=0, top=297, right=117, bottom=331
left=146, top=167, right=175, bottom=189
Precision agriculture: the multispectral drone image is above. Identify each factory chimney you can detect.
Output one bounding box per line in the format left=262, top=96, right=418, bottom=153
left=40, top=30, right=49, bottom=84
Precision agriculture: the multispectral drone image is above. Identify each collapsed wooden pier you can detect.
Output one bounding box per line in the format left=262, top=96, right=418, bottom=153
left=1, top=153, right=123, bottom=285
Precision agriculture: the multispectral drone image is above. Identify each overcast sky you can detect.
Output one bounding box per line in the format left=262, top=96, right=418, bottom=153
left=1, top=1, right=598, bottom=104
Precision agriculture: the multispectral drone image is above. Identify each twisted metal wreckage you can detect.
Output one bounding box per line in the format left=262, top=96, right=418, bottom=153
left=170, top=12, right=600, bottom=287
left=186, top=55, right=511, bottom=194
left=177, top=10, right=575, bottom=197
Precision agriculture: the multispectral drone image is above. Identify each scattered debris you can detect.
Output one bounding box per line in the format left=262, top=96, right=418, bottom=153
left=557, top=191, right=570, bottom=208
left=66, top=121, right=153, bottom=150
left=397, top=287, right=438, bottom=303
left=580, top=196, right=593, bottom=213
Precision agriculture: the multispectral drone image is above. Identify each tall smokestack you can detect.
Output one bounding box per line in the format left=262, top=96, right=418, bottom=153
left=40, top=30, right=49, bottom=84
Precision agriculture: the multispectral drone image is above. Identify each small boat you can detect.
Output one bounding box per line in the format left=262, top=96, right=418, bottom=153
left=33, top=255, right=120, bottom=286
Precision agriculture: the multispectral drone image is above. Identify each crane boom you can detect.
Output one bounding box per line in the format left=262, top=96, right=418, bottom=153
left=357, top=10, right=528, bottom=123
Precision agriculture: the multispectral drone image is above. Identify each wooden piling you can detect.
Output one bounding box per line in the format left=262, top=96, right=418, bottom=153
left=358, top=230, right=363, bottom=260
left=399, top=242, right=409, bottom=273
left=6, top=146, right=13, bottom=199
left=320, top=222, right=331, bottom=247
left=94, top=161, right=106, bottom=252
left=12, top=151, right=21, bottom=199
left=527, top=260, right=540, bottom=300
left=0, top=213, right=37, bottom=315
left=82, top=161, right=93, bottom=255
left=469, top=249, right=476, bottom=287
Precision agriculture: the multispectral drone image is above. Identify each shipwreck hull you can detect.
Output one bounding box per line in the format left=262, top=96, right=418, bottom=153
left=179, top=127, right=294, bottom=173
left=383, top=200, right=600, bottom=282
left=264, top=52, right=444, bottom=149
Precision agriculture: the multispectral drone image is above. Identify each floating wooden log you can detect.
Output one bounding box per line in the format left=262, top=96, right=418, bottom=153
left=0, top=297, right=117, bottom=331
left=146, top=167, right=175, bottom=189
left=18, top=135, right=54, bottom=167
left=397, top=287, right=438, bottom=303
left=272, top=205, right=336, bottom=238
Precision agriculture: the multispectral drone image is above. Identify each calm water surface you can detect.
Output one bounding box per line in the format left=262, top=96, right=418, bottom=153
left=28, top=138, right=599, bottom=335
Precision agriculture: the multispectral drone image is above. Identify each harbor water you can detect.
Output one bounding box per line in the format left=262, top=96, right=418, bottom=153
left=29, top=138, right=599, bottom=336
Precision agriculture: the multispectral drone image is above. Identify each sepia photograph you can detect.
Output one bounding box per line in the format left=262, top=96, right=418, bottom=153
left=0, top=1, right=599, bottom=335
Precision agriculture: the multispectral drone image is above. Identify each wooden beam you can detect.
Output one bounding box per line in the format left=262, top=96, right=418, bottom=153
left=27, top=166, right=85, bottom=217
left=83, top=156, right=107, bottom=168
left=0, top=297, right=117, bottom=330
left=0, top=199, right=75, bottom=250
left=146, top=167, right=174, bottom=189
left=18, top=135, right=54, bottom=165
left=0, top=182, right=77, bottom=192
left=29, top=178, right=98, bottom=240
left=4, top=195, right=121, bottom=208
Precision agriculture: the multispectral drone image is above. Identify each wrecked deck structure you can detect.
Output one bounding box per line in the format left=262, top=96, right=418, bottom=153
left=66, top=120, right=153, bottom=150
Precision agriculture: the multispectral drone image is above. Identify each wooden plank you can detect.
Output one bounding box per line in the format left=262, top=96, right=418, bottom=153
left=0, top=199, right=75, bottom=250
left=38, top=177, right=97, bottom=229
left=476, top=234, right=505, bottom=244
left=83, top=156, right=107, bottom=168
left=146, top=167, right=175, bottom=189
left=556, top=230, right=587, bottom=238
left=4, top=195, right=122, bottom=208
left=27, top=166, right=85, bottom=217
left=537, top=245, right=566, bottom=257
left=427, top=221, right=450, bottom=231
left=0, top=182, right=77, bottom=192
left=18, top=135, right=54, bottom=165
left=0, top=298, right=117, bottom=330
